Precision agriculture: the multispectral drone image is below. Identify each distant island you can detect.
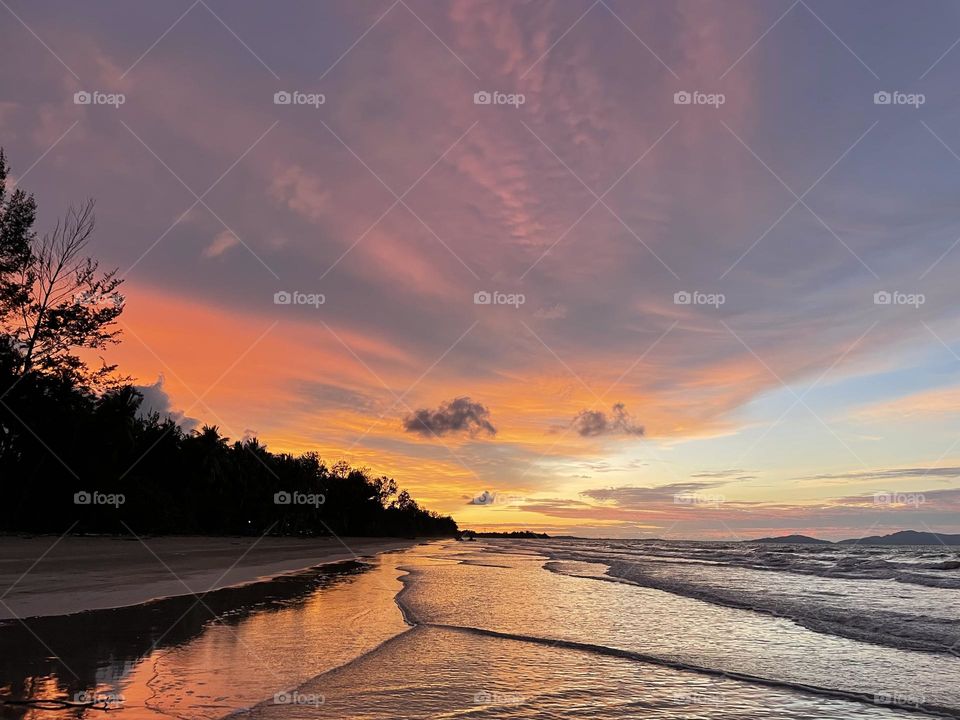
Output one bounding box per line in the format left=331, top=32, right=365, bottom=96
left=747, top=534, right=832, bottom=544
left=837, top=530, right=960, bottom=546
left=747, top=530, right=960, bottom=546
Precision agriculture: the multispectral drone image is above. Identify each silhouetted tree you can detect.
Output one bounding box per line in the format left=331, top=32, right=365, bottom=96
left=0, top=153, right=124, bottom=390
left=0, top=150, right=35, bottom=315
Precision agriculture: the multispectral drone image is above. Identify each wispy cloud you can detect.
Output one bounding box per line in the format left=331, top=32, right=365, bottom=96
left=202, top=230, right=239, bottom=258
left=797, top=467, right=960, bottom=483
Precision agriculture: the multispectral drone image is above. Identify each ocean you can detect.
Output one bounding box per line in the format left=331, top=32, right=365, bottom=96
left=2, top=538, right=958, bottom=719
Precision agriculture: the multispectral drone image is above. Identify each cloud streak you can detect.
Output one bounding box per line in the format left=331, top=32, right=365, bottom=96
left=798, top=467, right=960, bottom=484
left=583, top=481, right=726, bottom=505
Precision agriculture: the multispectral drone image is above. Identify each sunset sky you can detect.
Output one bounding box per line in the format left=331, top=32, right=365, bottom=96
left=4, top=0, right=960, bottom=539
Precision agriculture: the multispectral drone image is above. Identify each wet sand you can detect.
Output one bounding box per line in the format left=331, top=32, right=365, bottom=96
left=0, top=535, right=416, bottom=619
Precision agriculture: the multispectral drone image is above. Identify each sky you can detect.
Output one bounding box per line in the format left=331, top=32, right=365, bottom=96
left=3, top=0, right=960, bottom=540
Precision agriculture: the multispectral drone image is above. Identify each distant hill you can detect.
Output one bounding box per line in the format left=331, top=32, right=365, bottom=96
left=746, top=534, right=832, bottom=544
left=837, top=530, right=960, bottom=546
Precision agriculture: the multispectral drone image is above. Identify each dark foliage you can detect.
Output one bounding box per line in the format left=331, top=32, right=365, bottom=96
left=462, top=530, right=549, bottom=539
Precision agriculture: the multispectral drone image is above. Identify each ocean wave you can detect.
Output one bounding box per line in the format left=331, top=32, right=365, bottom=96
left=393, top=560, right=957, bottom=717
left=542, top=556, right=960, bottom=657
left=517, top=539, right=960, bottom=589
left=427, top=623, right=960, bottom=719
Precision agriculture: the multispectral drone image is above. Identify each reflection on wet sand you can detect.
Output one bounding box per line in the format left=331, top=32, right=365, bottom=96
left=0, top=553, right=410, bottom=720
left=244, top=625, right=909, bottom=720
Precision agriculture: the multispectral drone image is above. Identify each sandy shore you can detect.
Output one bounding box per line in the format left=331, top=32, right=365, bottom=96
left=0, top=535, right=417, bottom=620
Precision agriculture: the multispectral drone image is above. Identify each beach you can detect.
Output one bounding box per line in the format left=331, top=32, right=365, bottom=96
left=2, top=538, right=958, bottom=719
left=0, top=535, right=415, bottom=619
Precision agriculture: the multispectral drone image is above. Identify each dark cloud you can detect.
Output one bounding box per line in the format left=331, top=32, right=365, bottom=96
left=135, top=375, right=199, bottom=433
left=402, top=397, right=496, bottom=438
left=571, top=403, right=644, bottom=438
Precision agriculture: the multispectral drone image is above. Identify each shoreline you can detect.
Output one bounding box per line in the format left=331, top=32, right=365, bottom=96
left=0, top=535, right=420, bottom=620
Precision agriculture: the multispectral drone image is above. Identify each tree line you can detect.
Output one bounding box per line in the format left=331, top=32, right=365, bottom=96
left=0, top=148, right=457, bottom=537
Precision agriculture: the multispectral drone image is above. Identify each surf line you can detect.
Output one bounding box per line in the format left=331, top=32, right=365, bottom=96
left=543, top=560, right=960, bottom=658
left=425, top=622, right=960, bottom=720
